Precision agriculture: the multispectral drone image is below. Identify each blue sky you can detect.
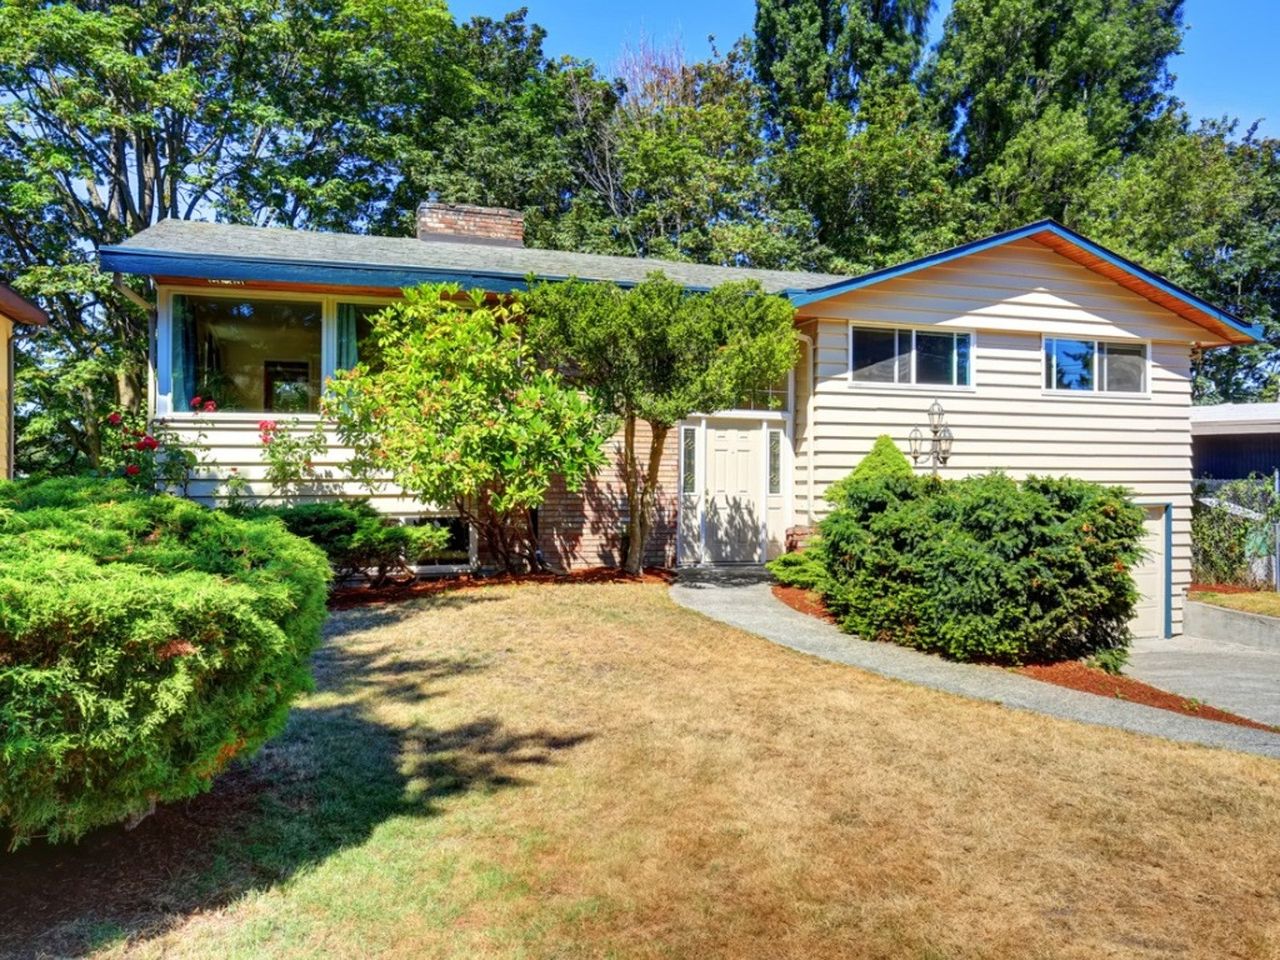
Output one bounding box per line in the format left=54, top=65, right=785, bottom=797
left=451, top=0, right=1278, bottom=136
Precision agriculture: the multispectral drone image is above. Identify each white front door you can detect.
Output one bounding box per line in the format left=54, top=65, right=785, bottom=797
left=703, top=422, right=764, bottom=563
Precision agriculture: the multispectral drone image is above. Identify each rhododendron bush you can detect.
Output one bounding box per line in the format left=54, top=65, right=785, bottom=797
left=0, top=478, right=330, bottom=847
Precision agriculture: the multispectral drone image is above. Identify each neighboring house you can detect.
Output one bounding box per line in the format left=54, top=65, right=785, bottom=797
left=0, top=285, right=48, bottom=477
left=1191, top=403, right=1280, bottom=480
left=100, top=204, right=1258, bottom=637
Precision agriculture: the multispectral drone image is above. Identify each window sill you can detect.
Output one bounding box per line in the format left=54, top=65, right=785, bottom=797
left=157, top=411, right=326, bottom=422
left=845, top=382, right=976, bottom=396
left=1039, top=390, right=1152, bottom=402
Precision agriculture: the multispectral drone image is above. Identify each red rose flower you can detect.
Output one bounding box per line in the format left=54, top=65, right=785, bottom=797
left=202, top=400, right=217, bottom=413
left=106, top=412, right=123, bottom=426
left=190, top=395, right=202, bottom=409
left=125, top=464, right=141, bottom=476
left=139, top=435, right=159, bottom=451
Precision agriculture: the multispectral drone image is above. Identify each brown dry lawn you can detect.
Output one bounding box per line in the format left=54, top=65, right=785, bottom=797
left=1193, top=589, right=1280, bottom=619
left=7, top=581, right=1280, bottom=959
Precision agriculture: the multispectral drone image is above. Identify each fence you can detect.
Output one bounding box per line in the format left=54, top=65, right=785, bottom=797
left=1192, top=471, right=1280, bottom=590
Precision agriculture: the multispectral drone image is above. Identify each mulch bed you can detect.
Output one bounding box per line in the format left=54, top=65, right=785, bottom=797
left=1190, top=583, right=1259, bottom=595
left=770, top=585, right=1278, bottom=734
left=1016, top=662, right=1278, bottom=733
left=772, top=583, right=836, bottom=623
left=330, top=566, right=674, bottom=609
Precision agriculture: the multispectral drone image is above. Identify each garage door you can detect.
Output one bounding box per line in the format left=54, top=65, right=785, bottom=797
left=1130, top=506, right=1166, bottom=638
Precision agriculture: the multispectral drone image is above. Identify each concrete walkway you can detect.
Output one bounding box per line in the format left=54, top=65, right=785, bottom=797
left=670, top=567, right=1280, bottom=760
left=1128, top=634, right=1280, bottom=728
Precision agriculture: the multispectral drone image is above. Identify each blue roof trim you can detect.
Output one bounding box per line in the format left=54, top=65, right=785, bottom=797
left=97, top=246, right=716, bottom=294
left=788, top=219, right=1261, bottom=342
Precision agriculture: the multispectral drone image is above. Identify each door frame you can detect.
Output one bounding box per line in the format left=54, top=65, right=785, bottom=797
left=677, top=411, right=793, bottom=566
left=1132, top=499, right=1173, bottom=639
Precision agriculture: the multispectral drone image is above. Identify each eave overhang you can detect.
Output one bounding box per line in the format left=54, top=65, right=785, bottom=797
left=784, top=219, right=1260, bottom=346
left=97, top=246, right=719, bottom=294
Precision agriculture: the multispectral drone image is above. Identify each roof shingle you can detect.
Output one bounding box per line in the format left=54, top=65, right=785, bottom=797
left=108, top=220, right=848, bottom=294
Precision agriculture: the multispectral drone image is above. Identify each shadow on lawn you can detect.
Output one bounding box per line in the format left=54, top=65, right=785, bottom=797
left=324, top=588, right=506, bottom=637
left=0, top=616, right=591, bottom=959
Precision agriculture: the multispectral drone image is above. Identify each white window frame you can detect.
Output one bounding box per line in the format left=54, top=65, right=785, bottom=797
left=679, top=425, right=698, bottom=496
left=154, top=284, right=399, bottom=418
left=401, top=514, right=478, bottom=575
left=846, top=322, right=976, bottom=392
left=1041, top=335, right=1152, bottom=398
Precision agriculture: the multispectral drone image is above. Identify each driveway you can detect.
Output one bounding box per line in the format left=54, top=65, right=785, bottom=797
left=671, top=567, right=1280, bottom=759
left=1127, top=633, right=1280, bottom=728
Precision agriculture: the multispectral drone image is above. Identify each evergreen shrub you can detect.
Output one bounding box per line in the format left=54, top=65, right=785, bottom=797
left=0, top=478, right=330, bottom=846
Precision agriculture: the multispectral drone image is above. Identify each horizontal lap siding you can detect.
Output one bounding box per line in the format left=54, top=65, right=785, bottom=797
left=800, top=240, right=1199, bottom=633
left=157, top=417, right=445, bottom=517
left=793, top=321, right=817, bottom=524
left=159, top=415, right=679, bottom=571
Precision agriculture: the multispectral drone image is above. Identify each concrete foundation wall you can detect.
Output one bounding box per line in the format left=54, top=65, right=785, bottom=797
left=1184, top=600, right=1280, bottom=653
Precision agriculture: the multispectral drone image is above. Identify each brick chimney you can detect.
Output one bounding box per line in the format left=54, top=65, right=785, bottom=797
left=416, top=194, right=524, bottom=247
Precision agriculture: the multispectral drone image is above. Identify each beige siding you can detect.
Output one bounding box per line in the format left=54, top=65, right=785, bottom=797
left=158, top=415, right=444, bottom=517
left=0, top=314, right=11, bottom=478
left=800, top=239, right=1203, bottom=634
left=793, top=321, right=818, bottom=525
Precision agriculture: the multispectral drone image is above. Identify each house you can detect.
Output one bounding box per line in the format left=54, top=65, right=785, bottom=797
left=1191, top=403, right=1280, bottom=481
left=100, top=203, right=1259, bottom=637
left=0, top=284, right=48, bottom=477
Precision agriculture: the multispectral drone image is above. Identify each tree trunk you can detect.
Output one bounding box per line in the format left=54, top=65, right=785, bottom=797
left=80, top=384, right=102, bottom=468
left=621, top=414, right=642, bottom=574
left=117, top=363, right=143, bottom=416
left=622, top=418, right=669, bottom=575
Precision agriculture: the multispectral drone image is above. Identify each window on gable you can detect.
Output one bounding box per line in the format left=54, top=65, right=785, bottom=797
left=849, top=326, right=972, bottom=387
left=1044, top=338, right=1146, bottom=393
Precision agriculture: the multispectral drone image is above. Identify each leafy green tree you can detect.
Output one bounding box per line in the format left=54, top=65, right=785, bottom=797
left=376, top=10, right=594, bottom=240
left=976, top=104, right=1113, bottom=229
left=324, top=284, right=611, bottom=573
left=1075, top=120, right=1280, bottom=403
left=527, top=275, right=799, bottom=573
left=0, top=0, right=467, bottom=471
left=753, top=0, right=931, bottom=131
left=552, top=40, right=817, bottom=270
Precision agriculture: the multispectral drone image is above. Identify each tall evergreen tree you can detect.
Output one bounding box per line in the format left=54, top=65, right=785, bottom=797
left=770, top=77, right=968, bottom=272
left=753, top=0, right=932, bottom=132
left=926, top=0, right=1184, bottom=219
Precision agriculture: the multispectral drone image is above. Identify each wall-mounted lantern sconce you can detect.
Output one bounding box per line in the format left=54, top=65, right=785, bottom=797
left=910, top=400, right=954, bottom=475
